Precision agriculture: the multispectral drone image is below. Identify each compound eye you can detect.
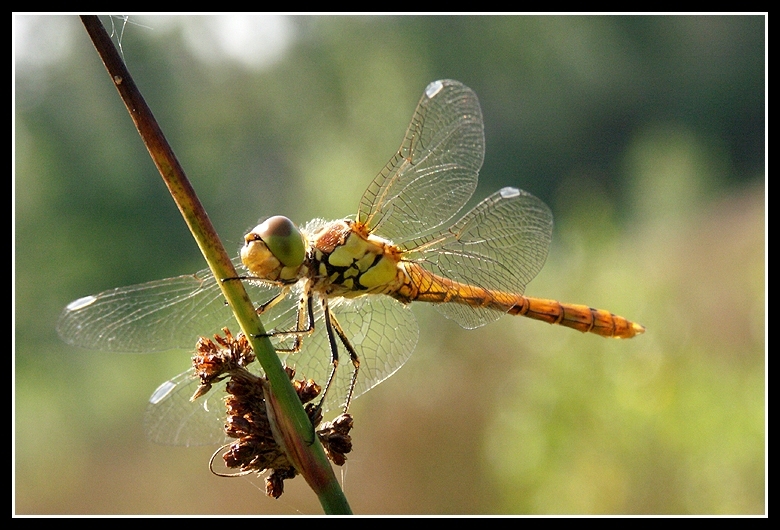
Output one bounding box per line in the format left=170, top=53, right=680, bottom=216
left=252, top=215, right=305, bottom=268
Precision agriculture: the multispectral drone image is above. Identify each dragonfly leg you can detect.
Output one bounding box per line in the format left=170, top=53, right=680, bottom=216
left=257, top=291, right=315, bottom=355
left=318, top=298, right=340, bottom=411
left=317, top=298, right=361, bottom=413
left=221, top=276, right=308, bottom=346
left=255, top=289, right=288, bottom=316
left=329, top=313, right=361, bottom=413
left=221, top=275, right=299, bottom=326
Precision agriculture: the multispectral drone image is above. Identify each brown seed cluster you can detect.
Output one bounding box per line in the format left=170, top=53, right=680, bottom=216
left=190, top=327, right=255, bottom=402
left=316, top=413, right=354, bottom=467
left=192, top=328, right=353, bottom=498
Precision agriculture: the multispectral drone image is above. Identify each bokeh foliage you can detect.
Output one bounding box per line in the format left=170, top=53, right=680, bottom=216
left=15, top=15, right=764, bottom=514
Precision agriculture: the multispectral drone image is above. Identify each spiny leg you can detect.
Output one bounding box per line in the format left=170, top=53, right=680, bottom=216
left=256, top=289, right=315, bottom=354
left=318, top=297, right=340, bottom=412
left=328, top=313, right=361, bottom=413
left=316, top=297, right=362, bottom=414
left=219, top=275, right=307, bottom=345
left=255, top=288, right=289, bottom=316
left=223, top=276, right=356, bottom=410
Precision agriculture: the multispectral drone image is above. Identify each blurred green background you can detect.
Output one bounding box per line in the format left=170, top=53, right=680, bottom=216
left=14, top=15, right=765, bottom=514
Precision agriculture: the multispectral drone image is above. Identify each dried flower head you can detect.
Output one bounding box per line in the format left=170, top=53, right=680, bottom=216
left=316, top=413, right=354, bottom=467
left=190, top=327, right=254, bottom=401
left=195, top=331, right=351, bottom=498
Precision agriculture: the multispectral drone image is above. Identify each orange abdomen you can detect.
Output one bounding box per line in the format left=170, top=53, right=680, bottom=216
left=395, top=263, right=644, bottom=339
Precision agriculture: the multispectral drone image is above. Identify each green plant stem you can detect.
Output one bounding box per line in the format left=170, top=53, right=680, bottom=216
left=79, top=15, right=351, bottom=515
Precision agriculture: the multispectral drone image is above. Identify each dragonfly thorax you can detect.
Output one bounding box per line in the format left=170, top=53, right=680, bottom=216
left=308, top=219, right=402, bottom=298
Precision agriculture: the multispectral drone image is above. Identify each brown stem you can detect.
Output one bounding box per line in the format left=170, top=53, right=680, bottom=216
left=78, top=15, right=351, bottom=515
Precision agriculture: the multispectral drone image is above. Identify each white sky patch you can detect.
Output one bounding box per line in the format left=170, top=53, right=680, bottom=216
left=13, top=14, right=75, bottom=70
left=14, top=15, right=295, bottom=74
left=172, top=14, right=295, bottom=71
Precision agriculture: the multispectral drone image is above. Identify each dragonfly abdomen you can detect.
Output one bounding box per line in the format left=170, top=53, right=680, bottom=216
left=396, top=263, right=644, bottom=339
left=509, top=296, right=645, bottom=339
left=394, top=262, right=512, bottom=308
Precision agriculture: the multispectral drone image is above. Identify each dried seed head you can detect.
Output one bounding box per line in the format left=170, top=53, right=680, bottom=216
left=317, top=413, right=354, bottom=467
left=195, top=334, right=350, bottom=498
left=190, top=327, right=255, bottom=402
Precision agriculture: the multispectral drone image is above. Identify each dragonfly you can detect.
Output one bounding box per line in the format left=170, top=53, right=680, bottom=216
left=58, top=79, right=644, bottom=447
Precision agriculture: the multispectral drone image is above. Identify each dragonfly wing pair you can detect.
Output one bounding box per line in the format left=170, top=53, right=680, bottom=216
left=58, top=79, right=642, bottom=446
left=56, top=257, right=419, bottom=444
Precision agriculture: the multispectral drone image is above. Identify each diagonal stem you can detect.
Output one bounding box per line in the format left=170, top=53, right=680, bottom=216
left=78, top=15, right=351, bottom=515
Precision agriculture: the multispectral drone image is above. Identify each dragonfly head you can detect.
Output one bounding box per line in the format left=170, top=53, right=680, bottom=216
left=241, top=216, right=306, bottom=282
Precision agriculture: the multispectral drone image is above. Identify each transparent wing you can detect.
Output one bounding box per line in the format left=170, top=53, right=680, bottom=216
left=56, top=257, right=283, bottom=353
left=142, top=292, right=418, bottom=445
left=402, top=187, right=554, bottom=329
left=57, top=257, right=318, bottom=446
left=139, top=289, right=310, bottom=447
left=143, top=368, right=234, bottom=446
left=282, top=294, right=419, bottom=414
left=357, top=79, right=484, bottom=242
